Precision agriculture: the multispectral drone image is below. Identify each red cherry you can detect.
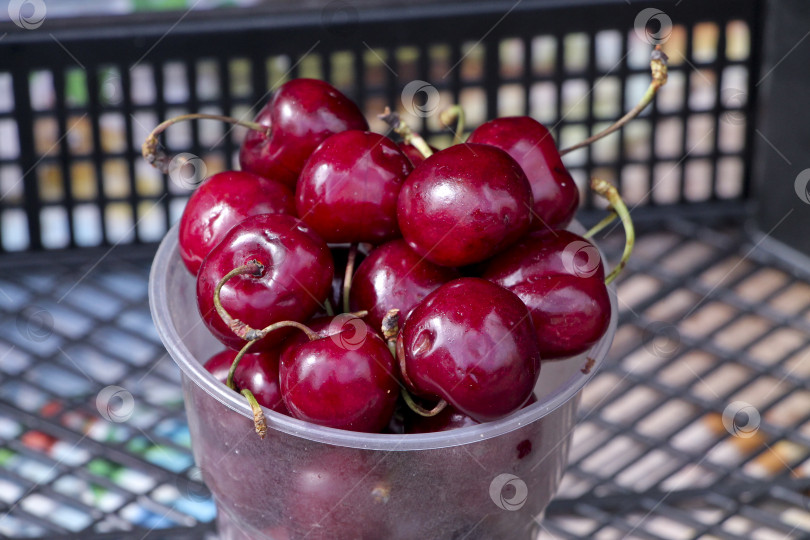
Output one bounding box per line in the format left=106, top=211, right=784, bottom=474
left=349, top=239, right=460, bottom=334
left=239, top=79, right=368, bottom=188
left=203, top=349, right=289, bottom=415
left=279, top=315, right=399, bottom=432
left=196, top=214, right=333, bottom=351
left=296, top=130, right=412, bottom=244
left=483, top=229, right=611, bottom=359
left=398, top=141, right=436, bottom=168
left=397, top=277, right=541, bottom=422
left=396, top=143, right=533, bottom=267
left=467, top=116, right=580, bottom=228
left=178, top=171, right=295, bottom=275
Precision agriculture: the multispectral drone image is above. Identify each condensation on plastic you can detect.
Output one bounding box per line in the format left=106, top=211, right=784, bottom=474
left=149, top=223, right=618, bottom=540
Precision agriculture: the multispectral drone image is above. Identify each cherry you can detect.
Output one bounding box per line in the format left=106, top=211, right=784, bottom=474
left=396, top=277, right=541, bottom=422
left=239, top=78, right=368, bottom=188
left=396, top=143, right=533, bottom=267
left=196, top=213, right=333, bottom=351
left=203, top=349, right=289, bottom=415
left=467, top=117, right=580, bottom=229
left=178, top=170, right=295, bottom=275
left=405, top=406, right=478, bottom=433
left=482, top=229, right=611, bottom=359
left=296, top=130, right=412, bottom=244
left=279, top=315, right=399, bottom=432
left=398, top=141, right=436, bottom=168
left=348, top=239, right=459, bottom=334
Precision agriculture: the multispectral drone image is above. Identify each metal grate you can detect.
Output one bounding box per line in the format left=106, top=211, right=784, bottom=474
left=0, top=0, right=759, bottom=252
left=0, top=219, right=808, bottom=538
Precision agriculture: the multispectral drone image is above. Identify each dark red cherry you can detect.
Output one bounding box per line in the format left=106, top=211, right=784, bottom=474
left=196, top=214, right=333, bottom=351
left=405, top=406, right=478, bottom=434
left=239, top=78, right=368, bottom=188
left=483, top=229, right=610, bottom=359
left=296, top=130, right=412, bottom=244
left=349, top=239, right=460, bottom=334
left=203, top=349, right=289, bottom=415
left=178, top=170, right=295, bottom=275
left=396, top=143, right=533, bottom=267
left=279, top=315, right=399, bottom=432
left=467, top=116, right=579, bottom=228
left=397, top=277, right=541, bottom=422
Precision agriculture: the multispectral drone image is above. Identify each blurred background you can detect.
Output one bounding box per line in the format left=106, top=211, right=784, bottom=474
left=1, top=0, right=809, bottom=538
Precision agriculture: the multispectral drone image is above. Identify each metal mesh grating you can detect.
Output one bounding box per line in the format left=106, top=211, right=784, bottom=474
left=0, top=219, right=808, bottom=538
left=0, top=0, right=759, bottom=252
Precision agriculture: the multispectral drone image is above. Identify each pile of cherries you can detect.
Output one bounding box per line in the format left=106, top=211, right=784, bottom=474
left=148, top=77, right=635, bottom=437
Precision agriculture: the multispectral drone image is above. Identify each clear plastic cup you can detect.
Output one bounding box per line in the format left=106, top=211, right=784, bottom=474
left=149, top=224, right=617, bottom=540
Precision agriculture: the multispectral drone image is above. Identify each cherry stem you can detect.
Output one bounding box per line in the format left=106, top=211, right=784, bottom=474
left=584, top=212, right=617, bottom=239
left=381, top=308, right=401, bottom=358
left=590, top=177, right=635, bottom=285
left=343, top=243, right=358, bottom=314
left=323, top=299, right=335, bottom=317
left=378, top=107, right=434, bottom=159
left=141, top=113, right=269, bottom=173
left=240, top=388, right=267, bottom=439
left=214, top=261, right=321, bottom=342
left=401, top=388, right=448, bottom=417
left=560, top=46, right=668, bottom=157
left=440, top=105, right=465, bottom=145
left=226, top=338, right=258, bottom=390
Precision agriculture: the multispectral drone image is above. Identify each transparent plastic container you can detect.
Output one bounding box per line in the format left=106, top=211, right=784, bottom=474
left=149, top=224, right=618, bottom=540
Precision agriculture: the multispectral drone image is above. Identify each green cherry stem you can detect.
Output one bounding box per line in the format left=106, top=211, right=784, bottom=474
left=378, top=107, right=434, bottom=159
left=440, top=105, right=466, bottom=145
left=584, top=212, right=617, bottom=239
left=343, top=243, right=358, bottom=314
left=240, top=388, right=267, bottom=439
left=142, top=113, right=268, bottom=173
left=560, top=45, right=668, bottom=157
left=590, top=177, right=635, bottom=285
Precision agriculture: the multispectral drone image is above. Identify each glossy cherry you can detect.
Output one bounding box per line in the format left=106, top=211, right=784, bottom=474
left=349, top=239, right=460, bottom=334
left=483, top=229, right=611, bottom=359
left=397, top=277, right=541, bottom=422
left=239, top=78, right=368, bottom=188
left=279, top=315, right=399, bottom=432
left=178, top=170, right=295, bottom=275
left=196, top=214, right=334, bottom=351
left=467, top=116, right=580, bottom=229
left=396, top=143, right=533, bottom=267
left=296, top=130, right=412, bottom=244
left=203, top=349, right=289, bottom=414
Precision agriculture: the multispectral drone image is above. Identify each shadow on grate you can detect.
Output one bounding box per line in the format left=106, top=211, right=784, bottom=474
left=0, top=218, right=808, bottom=539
